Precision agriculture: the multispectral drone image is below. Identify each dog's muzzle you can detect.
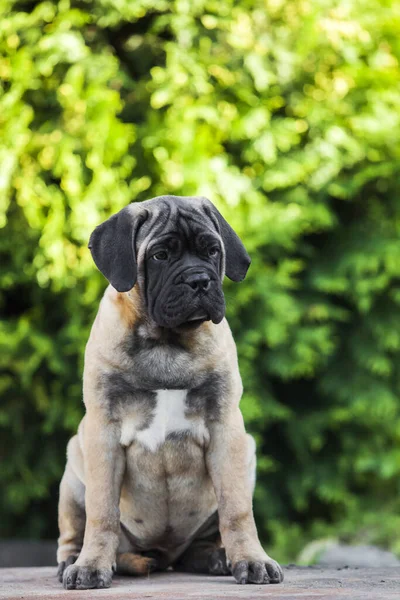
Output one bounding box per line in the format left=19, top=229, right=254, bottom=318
left=152, top=268, right=225, bottom=329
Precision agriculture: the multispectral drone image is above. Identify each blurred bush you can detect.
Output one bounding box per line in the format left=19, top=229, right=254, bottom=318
left=1, top=0, right=400, bottom=561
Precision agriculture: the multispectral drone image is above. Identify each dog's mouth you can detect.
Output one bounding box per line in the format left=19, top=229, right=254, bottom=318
left=187, top=310, right=208, bottom=322
left=176, top=310, right=209, bottom=330
left=151, top=287, right=226, bottom=330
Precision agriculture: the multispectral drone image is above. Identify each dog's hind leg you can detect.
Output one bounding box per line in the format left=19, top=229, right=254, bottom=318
left=173, top=511, right=230, bottom=575
left=173, top=534, right=230, bottom=575
left=57, top=437, right=86, bottom=582
left=116, top=552, right=158, bottom=576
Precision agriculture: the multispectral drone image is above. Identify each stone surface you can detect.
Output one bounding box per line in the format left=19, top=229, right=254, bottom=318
left=0, top=541, right=57, bottom=568
left=1, top=566, right=400, bottom=600
left=318, top=544, right=400, bottom=568
left=298, top=539, right=400, bottom=568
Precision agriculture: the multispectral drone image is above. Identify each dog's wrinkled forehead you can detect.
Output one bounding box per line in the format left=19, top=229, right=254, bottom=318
left=135, top=196, right=217, bottom=247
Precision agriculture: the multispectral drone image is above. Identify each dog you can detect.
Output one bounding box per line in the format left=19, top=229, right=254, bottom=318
left=57, top=195, right=283, bottom=589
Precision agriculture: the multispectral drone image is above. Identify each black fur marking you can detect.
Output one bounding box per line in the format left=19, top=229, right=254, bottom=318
left=101, top=371, right=157, bottom=406
left=121, top=329, right=198, bottom=390
left=99, top=372, right=157, bottom=427
left=186, top=372, right=226, bottom=421
left=165, top=430, right=192, bottom=443
left=123, top=328, right=188, bottom=357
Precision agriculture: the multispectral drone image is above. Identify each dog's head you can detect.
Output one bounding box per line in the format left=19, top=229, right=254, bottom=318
left=89, top=196, right=250, bottom=329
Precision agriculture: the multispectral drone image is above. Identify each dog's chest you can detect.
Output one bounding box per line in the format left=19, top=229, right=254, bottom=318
left=120, top=389, right=209, bottom=451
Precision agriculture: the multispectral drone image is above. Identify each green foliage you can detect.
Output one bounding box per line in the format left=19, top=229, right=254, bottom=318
left=1, top=0, right=400, bottom=561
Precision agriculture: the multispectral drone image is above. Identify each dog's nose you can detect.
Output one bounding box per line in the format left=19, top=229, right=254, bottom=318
left=184, top=272, right=211, bottom=291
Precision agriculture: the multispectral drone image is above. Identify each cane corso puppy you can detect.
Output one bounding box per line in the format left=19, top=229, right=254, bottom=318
left=57, top=195, right=283, bottom=589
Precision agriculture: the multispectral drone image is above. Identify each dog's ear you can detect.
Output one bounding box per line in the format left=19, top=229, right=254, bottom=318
left=88, top=205, right=147, bottom=292
left=204, top=201, right=251, bottom=282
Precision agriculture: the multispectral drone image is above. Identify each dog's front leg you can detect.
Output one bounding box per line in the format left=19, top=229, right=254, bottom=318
left=63, top=411, right=125, bottom=590
left=206, top=408, right=283, bottom=585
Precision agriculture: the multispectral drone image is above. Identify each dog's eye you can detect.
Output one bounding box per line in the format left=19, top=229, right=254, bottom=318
left=152, top=250, right=168, bottom=261
left=208, top=247, right=220, bottom=257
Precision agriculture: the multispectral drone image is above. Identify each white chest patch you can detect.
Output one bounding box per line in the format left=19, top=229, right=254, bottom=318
left=122, top=389, right=209, bottom=452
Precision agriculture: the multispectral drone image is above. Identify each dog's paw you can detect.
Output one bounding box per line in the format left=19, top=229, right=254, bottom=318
left=57, top=555, right=77, bottom=582
left=208, top=548, right=230, bottom=576
left=62, top=563, right=113, bottom=590
left=232, top=557, right=284, bottom=585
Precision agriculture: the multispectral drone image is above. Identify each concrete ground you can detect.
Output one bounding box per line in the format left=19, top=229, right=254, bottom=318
left=1, top=566, right=399, bottom=600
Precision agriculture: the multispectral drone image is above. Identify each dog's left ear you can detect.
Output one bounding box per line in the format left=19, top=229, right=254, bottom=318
left=204, top=201, right=251, bottom=282
left=88, top=205, right=148, bottom=292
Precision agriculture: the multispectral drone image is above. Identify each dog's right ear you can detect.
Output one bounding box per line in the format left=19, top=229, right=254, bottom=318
left=202, top=200, right=251, bottom=282
left=88, top=205, right=148, bottom=292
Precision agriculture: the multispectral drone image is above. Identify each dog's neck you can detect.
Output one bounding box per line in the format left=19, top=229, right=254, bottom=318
left=115, top=286, right=211, bottom=346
